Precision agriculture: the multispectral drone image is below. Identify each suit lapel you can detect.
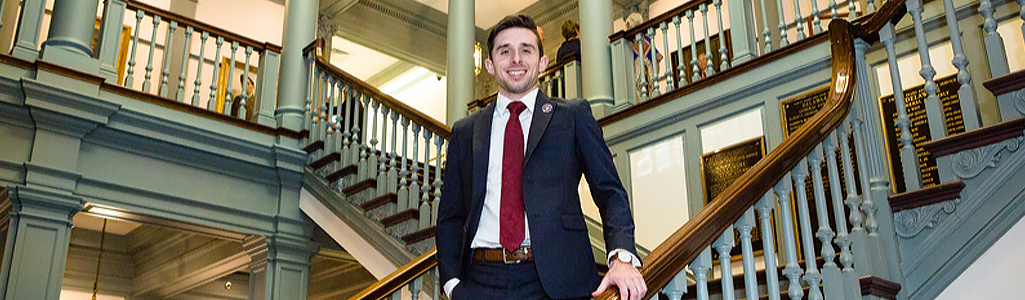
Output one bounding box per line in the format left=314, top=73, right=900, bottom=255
left=471, top=103, right=494, bottom=217
left=524, top=92, right=553, bottom=166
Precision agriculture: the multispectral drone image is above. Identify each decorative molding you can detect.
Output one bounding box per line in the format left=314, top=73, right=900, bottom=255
left=85, top=126, right=280, bottom=186
left=21, top=78, right=120, bottom=129
left=75, top=177, right=277, bottom=237
left=922, top=118, right=1025, bottom=157
left=894, top=197, right=959, bottom=238
left=952, top=137, right=1022, bottom=179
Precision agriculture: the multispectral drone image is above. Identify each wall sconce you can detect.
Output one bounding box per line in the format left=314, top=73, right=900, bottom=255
left=474, top=42, right=482, bottom=75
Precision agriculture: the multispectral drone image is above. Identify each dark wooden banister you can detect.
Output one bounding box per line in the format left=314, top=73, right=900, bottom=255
left=594, top=0, right=906, bottom=299
left=303, top=38, right=452, bottom=139
left=124, top=0, right=282, bottom=53
left=347, top=249, right=438, bottom=300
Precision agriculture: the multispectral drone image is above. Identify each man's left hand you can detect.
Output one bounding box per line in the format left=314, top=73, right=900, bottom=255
left=591, top=259, right=647, bottom=300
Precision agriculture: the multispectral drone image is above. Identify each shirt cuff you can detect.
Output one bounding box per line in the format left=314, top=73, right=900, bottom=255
left=607, top=249, right=642, bottom=268
left=444, top=278, right=460, bottom=298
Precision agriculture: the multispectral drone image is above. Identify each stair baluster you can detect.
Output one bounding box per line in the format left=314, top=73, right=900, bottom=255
left=377, top=105, right=391, bottom=197
left=774, top=178, right=805, bottom=300
left=673, top=16, right=686, bottom=86
left=635, top=32, right=648, bottom=101
left=700, top=4, right=714, bottom=77
left=178, top=26, right=194, bottom=102
left=735, top=208, right=759, bottom=300
left=810, top=144, right=844, bottom=299
left=418, top=130, right=434, bottom=231
left=240, top=46, right=254, bottom=119
left=760, top=0, right=773, bottom=53
left=222, top=41, right=238, bottom=111
left=142, top=15, right=160, bottom=93
left=192, top=31, right=207, bottom=107
left=792, top=158, right=824, bottom=300
left=687, top=10, right=700, bottom=83
left=159, top=21, right=176, bottom=98
left=207, top=36, right=223, bottom=104
left=755, top=193, right=782, bottom=300
left=408, top=124, right=422, bottom=210
left=691, top=248, right=712, bottom=300
left=714, top=0, right=729, bottom=70
left=660, top=21, right=674, bottom=89
left=389, top=110, right=401, bottom=194
left=397, top=117, right=411, bottom=213
left=792, top=0, right=806, bottom=41
left=646, top=27, right=661, bottom=96
left=125, top=11, right=143, bottom=88
left=712, top=227, right=735, bottom=300
left=432, top=135, right=445, bottom=225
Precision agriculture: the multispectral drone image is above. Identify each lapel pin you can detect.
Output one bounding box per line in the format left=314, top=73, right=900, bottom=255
left=542, top=103, right=553, bottom=114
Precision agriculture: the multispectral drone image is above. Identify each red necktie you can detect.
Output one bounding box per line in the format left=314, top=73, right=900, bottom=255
left=501, top=101, right=527, bottom=252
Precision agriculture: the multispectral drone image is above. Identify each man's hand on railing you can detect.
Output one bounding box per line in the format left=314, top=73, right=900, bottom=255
left=592, top=259, right=647, bottom=300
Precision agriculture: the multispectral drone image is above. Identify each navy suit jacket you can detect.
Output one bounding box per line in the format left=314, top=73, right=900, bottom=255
left=436, top=92, right=637, bottom=299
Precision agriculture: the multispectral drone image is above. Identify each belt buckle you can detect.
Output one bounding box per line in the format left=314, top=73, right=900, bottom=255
left=502, top=249, right=522, bottom=264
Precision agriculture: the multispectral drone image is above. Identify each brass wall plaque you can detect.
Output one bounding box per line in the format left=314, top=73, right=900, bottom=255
left=701, top=137, right=766, bottom=203
left=879, top=74, right=965, bottom=193
left=701, top=137, right=765, bottom=259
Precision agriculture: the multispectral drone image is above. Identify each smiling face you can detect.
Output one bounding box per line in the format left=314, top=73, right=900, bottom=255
left=485, top=27, right=549, bottom=100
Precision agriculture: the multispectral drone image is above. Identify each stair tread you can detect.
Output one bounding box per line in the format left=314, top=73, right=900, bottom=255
left=360, top=193, right=398, bottom=211
left=310, top=152, right=340, bottom=170
left=922, top=118, right=1024, bottom=157
left=402, top=225, right=435, bottom=245
left=381, top=209, right=419, bottom=227
left=326, top=164, right=358, bottom=182
left=302, top=140, right=324, bottom=154
left=982, top=69, right=1025, bottom=96
left=890, top=180, right=966, bottom=212
left=342, top=178, right=377, bottom=196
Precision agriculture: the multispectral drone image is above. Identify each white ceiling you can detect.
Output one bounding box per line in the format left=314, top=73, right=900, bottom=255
left=416, top=0, right=541, bottom=28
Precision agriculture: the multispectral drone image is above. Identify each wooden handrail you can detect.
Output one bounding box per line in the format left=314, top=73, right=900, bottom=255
left=541, top=52, right=581, bottom=77
left=595, top=0, right=907, bottom=299
left=304, top=39, right=451, bottom=138
left=347, top=248, right=438, bottom=300
left=124, top=0, right=282, bottom=53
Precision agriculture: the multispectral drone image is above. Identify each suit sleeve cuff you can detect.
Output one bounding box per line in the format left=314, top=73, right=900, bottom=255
left=607, top=249, right=642, bottom=268
left=444, top=278, right=460, bottom=298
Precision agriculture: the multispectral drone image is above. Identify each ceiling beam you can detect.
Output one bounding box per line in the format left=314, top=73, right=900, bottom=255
left=130, top=229, right=249, bottom=299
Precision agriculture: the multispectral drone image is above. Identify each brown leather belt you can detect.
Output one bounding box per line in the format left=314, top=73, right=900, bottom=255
left=472, top=247, right=533, bottom=264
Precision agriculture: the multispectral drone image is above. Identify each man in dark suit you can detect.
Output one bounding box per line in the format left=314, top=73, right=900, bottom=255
left=436, top=15, right=646, bottom=300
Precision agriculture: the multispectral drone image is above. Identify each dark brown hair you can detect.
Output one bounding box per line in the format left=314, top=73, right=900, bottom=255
left=487, top=14, right=543, bottom=57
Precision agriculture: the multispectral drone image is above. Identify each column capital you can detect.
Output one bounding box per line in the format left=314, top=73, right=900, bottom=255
left=10, top=186, right=84, bottom=223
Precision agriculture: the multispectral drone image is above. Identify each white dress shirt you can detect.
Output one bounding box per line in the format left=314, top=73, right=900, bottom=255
left=444, top=89, right=638, bottom=297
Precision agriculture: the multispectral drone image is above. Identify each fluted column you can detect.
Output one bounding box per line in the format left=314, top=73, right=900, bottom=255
left=276, top=0, right=318, bottom=133
left=40, top=0, right=100, bottom=73
left=446, top=0, right=473, bottom=125
left=580, top=0, right=615, bottom=116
